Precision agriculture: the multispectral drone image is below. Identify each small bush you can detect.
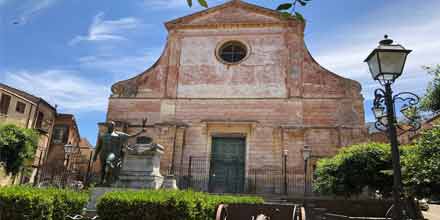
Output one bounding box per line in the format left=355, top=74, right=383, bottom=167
left=314, top=142, right=394, bottom=196
left=44, top=188, right=89, bottom=220
left=97, top=190, right=263, bottom=220
left=0, top=186, right=88, bottom=220
left=0, top=186, right=53, bottom=220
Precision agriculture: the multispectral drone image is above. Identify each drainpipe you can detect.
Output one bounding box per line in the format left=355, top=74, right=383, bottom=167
left=32, top=98, right=42, bottom=128
left=25, top=104, right=34, bottom=128
left=30, top=99, right=41, bottom=185
left=44, top=111, right=56, bottom=163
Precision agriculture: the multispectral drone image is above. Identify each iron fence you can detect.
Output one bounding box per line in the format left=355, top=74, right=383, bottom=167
left=176, top=155, right=311, bottom=195
left=36, top=151, right=95, bottom=189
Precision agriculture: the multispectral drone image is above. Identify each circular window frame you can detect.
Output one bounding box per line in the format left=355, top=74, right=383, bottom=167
left=215, top=40, right=250, bottom=65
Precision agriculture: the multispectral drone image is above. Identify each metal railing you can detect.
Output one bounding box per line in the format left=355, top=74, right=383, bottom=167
left=176, top=155, right=310, bottom=195
left=36, top=152, right=94, bottom=189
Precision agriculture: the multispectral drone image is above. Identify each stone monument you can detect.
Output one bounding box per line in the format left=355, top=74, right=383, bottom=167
left=93, top=120, right=146, bottom=186
left=115, top=142, right=165, bottom=189
left=87, top=120, right=179, bottom=212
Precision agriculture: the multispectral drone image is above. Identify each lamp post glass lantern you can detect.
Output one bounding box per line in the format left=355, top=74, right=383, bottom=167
left=302, top=146, right=312, bottom=196
left=64, top=143, right=76, bottom=170
left=302, top=146, right=312, bottom=161
left=366, top=35, right=420, bottom=220
left=364, top=35, right=412, bottom=85
left=64, top=143, right=75, bottom=155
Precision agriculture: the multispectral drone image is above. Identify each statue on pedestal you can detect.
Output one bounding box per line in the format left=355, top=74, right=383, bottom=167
left=93, top=120, right=146, bottom=186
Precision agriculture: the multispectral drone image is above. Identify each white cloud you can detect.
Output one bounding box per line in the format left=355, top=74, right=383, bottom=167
left=143, top=0, right=186, bottom=9
left=78, top=49, right=162, bottom=80
left=142, top=0, right=224, bottom=10
left=15, top=0, right=58, bottom=24
left=310, top=1, right=440, bottom=101
left=70, top=12, right=142, bottom=45
left=3, top=70, right=109, bottom=112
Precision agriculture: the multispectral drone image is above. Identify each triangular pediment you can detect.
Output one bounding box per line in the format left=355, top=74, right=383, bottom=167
left=165, top=0, right=296, bottom=29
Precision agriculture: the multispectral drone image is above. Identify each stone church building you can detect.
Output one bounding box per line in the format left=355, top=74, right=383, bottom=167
left=103, top=0, right=366, bottom=194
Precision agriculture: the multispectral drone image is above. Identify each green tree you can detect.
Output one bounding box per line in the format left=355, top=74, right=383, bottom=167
left=0, top=124, right=39, bottom=176
left=185, top=0, right=311, bottom=22
left=314, top=143, right=394, bottom=197
left=402, top=124, right=440, bottom=198
left=314, top=136, right=440, bottom=199
left=420, top=65, right=440, bottom=112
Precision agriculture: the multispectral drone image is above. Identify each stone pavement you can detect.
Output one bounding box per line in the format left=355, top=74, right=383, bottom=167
left=423, top=205, right=440, bottom=220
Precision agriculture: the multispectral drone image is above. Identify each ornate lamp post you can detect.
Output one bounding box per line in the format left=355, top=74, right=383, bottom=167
left=283, top=149, right=289, bottom=195
left=302, top=145, right=312, bottom=196
left=64, top=142, right=75, bottom=171
left=365, top=35, right=420, bottom=220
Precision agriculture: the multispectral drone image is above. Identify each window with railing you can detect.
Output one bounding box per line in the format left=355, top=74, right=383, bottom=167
left=52, top=125, right=69, bottom=144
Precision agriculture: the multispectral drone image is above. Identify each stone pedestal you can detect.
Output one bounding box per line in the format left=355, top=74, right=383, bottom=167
left=161, top=175, right=179, bottom=189
left=114, top=143, right=164, bottom=189
left=87, top=187, right=119, bottom=211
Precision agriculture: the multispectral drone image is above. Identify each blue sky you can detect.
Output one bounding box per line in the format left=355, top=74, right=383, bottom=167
left=1, top=0, right=439, bottom=145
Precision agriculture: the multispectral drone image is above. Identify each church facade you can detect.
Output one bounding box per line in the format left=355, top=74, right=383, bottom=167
left=103, top=0, right=366, bottom=194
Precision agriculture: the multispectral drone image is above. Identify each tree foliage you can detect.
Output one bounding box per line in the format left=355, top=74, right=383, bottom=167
left=0, top=124, right=39, bottom=175
left=314, top=143, right=393, bottom=197
left=315, top=130, right=440, bottom=198
left=420, top=65, right=440, bottom=112
left=402, top=125, right=440, bottom=197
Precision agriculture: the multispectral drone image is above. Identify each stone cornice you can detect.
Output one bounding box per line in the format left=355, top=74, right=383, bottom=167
left=108, top=96, right=363, bottom=101
left=168, top=22, right=292, bottom=31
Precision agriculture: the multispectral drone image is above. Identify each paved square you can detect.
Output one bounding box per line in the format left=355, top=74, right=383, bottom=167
left=423, top=205, right=440, bottom=220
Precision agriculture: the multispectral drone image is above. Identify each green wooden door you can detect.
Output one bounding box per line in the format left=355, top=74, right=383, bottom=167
left=209, top=137, right=246, bottom=193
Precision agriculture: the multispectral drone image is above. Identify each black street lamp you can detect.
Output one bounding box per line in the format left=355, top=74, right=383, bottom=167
left=283, top=149, right=288, bottom=195
left=365, top=35, right=421, bottom=220
left=302, top=145, right=312, bottom=196
left=64, top=143, right=76, bottom=171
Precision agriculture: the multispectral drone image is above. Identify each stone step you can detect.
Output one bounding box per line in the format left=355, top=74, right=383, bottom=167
left=86, top=187, right=122, bottom=211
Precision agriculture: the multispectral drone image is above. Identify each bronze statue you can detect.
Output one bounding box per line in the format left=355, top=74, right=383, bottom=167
left=93, top=120, right=146, bottom=185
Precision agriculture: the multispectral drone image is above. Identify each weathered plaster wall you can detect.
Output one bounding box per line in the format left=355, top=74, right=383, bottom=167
left=178, top=28, right=288, bottom=98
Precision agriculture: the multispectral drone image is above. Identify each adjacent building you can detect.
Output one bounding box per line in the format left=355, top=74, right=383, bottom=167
left=398, top=113, right=440, bottom=144
left=367, top=112, right=440, bottom=145
left=41, top=114, right=97, bottom=186
left=0, top=83, right=57, bottom=184
left=102, top=0, right=367, bottom=194
left=0, top=83, right=95, bottom=186
left=41, top=114, right=81, bottom=181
